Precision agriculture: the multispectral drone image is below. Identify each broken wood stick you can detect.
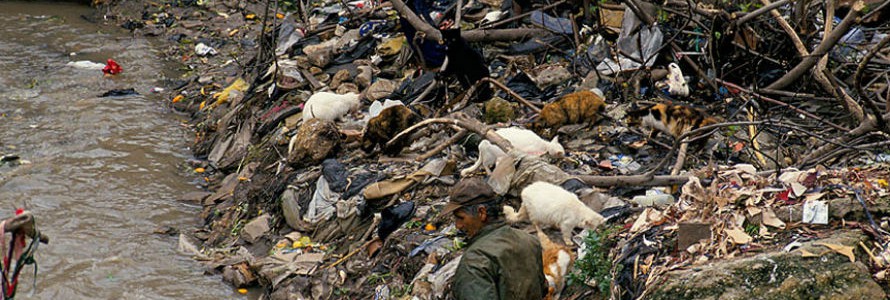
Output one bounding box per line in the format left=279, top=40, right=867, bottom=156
left=390, top=0, right=550, bottom=43
left=715, top=79, right=850, bottom=132
left=670, top=142, right=689, bottom=176
left=447, top=77, right=541, bottom=115
left=765, top=0, right=866, bottom=90
left=734, top=0, right=794, bottom=25
left=854, top=34, right=890, bottom=133
left=387, top=115, right=693, bottom=187
left=482, top=0, right=567, bottom=29
left=416, top=129, right=468, bottom=162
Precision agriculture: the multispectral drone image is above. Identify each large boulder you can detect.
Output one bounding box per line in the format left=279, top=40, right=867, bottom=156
left=650, top=230, right=885, bottom=300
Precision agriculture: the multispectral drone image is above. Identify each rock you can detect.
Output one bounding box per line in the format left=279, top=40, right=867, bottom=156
left=362, top=79, right=397, bottom=102
left=650, top=231, right=886, bottom=300
left=530, top=65, right=571, bottom=89
left=677, top=222, right=712, bottom=250
left=355, top=65, right=373, bottom=89
left=287, top=119, right=340, bottom=167
left=483, top=97, right=517, bottom=124
left=242, top=214, right=272, bottom=243
left=336, top=82, right=360, bottom=95
left=222, top=262, right=257, bottom=287
left=178, top=233, right=207, bottom=259
left=330, top=69, right=351, bottom=89
left=179, top=191, right=212, bottom=203
left=281, top=188, right=303, bottom=230
left=773, top=197, right=890, bottom=224
left=303, top=39, right=338, bottom=67
left=204, top=173, right=240, bottom=205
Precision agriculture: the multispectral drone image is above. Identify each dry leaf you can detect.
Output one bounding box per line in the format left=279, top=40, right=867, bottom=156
left=762, top=207, right=786, bottom=229
left=817, top=243, right=856, bottom=262
left=725, top=228, right=752, bottom=244
left=791, top=182, right=807, bottom=197
left=805, top=192, right=826, bottom=201
left=799, top=248, right=822, bottom=258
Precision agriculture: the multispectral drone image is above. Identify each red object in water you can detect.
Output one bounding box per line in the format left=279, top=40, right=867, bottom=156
left=14, top=208, right=23, bottom=215
left=102, top=59, right=123, bottom=75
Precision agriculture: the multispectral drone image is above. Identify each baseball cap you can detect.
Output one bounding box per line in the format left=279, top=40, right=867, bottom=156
left=441, top=178, right=496, bottom=215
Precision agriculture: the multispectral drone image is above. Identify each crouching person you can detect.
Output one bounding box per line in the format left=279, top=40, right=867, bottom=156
left=442, top=178, right=547, bottom=300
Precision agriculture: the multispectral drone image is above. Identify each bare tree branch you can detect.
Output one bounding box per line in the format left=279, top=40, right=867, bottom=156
left=766, top=0, right=866, bottom=90
left=390, top=0, right=550, bottom=43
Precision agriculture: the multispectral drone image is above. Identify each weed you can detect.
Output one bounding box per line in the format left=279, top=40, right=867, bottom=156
left=367, top=272, right=393, bottom=285
left=568, top=226, right=620, bottom=296
left=404, top=220, right=423, bottom=229
left=391, top=283, right=413, bottom=297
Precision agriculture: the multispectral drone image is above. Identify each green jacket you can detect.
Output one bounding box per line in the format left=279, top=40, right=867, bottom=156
left=452, top=221, right=547, bottom=300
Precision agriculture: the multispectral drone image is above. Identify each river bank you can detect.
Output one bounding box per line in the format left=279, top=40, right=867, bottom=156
left=96, top=0, right=890, bottom=299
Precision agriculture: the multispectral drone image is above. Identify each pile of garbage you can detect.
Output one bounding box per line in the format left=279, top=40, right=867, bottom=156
left=100, top=0, right=890, bottom=298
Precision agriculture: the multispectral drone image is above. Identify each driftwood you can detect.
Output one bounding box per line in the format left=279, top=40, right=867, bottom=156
left=390, top=0, right=550, bottom=43
left=2, top=211, right=49, bottom=244
left=385, top=114, right=692, bottom=187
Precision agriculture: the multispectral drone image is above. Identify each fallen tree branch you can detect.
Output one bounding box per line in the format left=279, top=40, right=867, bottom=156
left=577, top=174, right=692, bottom=187
left=715, top=79, right=850, bottom=132
left=669, top=142, right=689, bottom=176
left=855, top=34, right=890, bottom=134
left=734, top=0, right=793, bottom=25
left=482, top=0, right=567, bottom=29
left=766, top=0, right=866, bottom=90
left=386, top=114, right=513, bottom=152
left=416, top=129, right=468, bottom=161
left=390, top=0, right=550, bottom=43
left=800, top=118, right=877, bottom=166
left=759, top=0, right=865, bottom=123
left=449, top=77, right=541, bottom=114
left=759, top=0, right=807, bottom=56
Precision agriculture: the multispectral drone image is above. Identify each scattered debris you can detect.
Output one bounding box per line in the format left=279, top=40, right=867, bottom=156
left=102, top=0, right=890, bottom=298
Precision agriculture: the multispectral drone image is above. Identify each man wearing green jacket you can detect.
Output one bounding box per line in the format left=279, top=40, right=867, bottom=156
left=442, top=178, right=547, bottom=300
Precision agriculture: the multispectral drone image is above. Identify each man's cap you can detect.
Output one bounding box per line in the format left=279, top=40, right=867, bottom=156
left=442, top=178, right=496, bottom=215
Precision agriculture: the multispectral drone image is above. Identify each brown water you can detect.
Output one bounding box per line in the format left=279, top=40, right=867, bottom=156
left=0, top=2, right=241, bottom=299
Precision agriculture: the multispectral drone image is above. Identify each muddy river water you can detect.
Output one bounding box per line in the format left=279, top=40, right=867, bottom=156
left=0, top=2, right=241, bottom=299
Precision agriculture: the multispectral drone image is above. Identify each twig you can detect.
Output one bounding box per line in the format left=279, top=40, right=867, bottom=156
left=325, top=239, right=377, bottom=270
left=454, top=0, right=463, bottom=28
left=854, top=34, right=890, bottom=133
left=455, top=77, right=541, bottom=113
left=748, top=108, right=768, bottom=167
left=416, top=129, right=468, bottom=161
left=484, top=78, right=541, bottom=112
left=759, top=0, right=808, bottom=56
left=669, top=142, right=689, bottom=175
left=862, top=0, right=890, bottom=21
left=390, top=0, right=550, bottom=42
left=735, top=0, right=794, bottom=25
left=860, top=241, right=884, bottom=268
left=766, top=0, right=866, bottom=90
left=716, top=79, right=850, bottom=132
left=854, top=189, right=887, bottom=243
left=482, top=0, right=567, bottom=29
left=385, top=115, right=696, bottom=187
